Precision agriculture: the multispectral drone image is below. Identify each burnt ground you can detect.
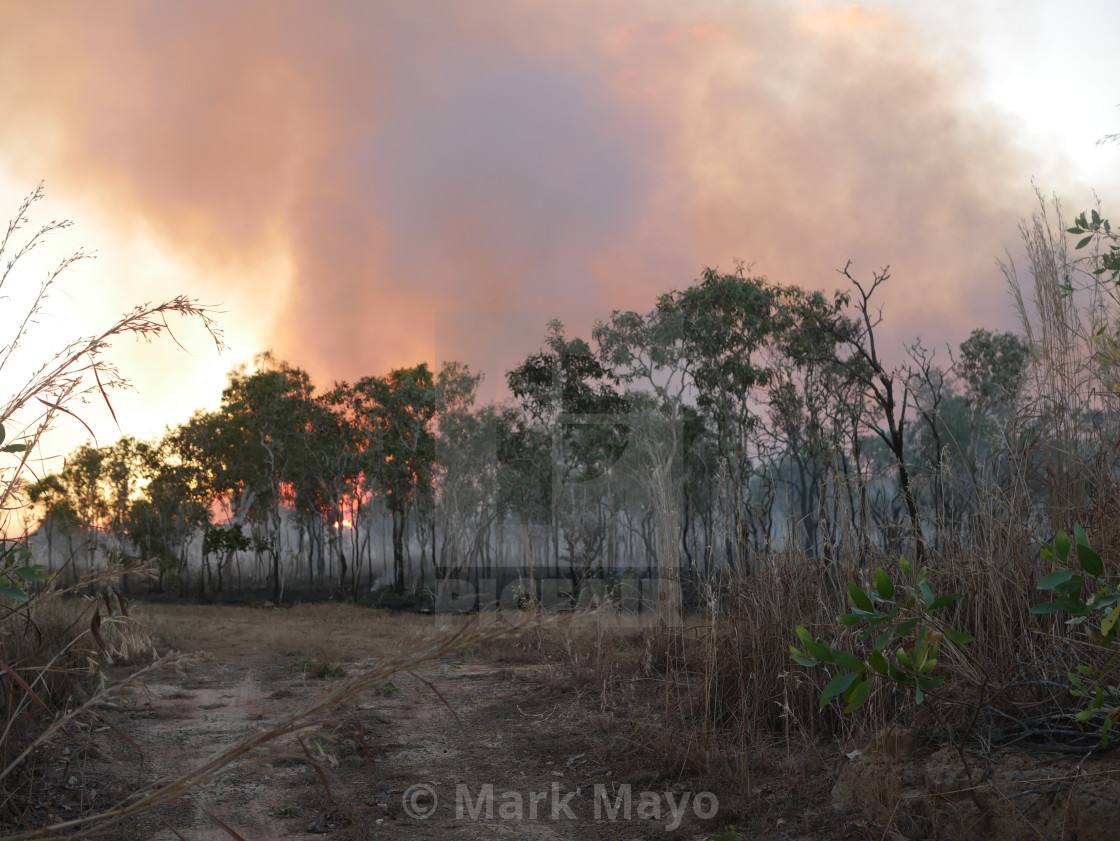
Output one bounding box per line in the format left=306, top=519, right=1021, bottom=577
left=64, top=604, right=777, bottom=841
left=32, top=603, right=1120, bottom=841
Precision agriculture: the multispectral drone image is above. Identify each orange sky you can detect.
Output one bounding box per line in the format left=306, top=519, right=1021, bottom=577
left=0, top=1, right=1113, bottom=453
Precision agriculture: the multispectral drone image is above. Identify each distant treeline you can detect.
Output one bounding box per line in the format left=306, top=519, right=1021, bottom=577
left=24, top=255, right=1111, bottom=603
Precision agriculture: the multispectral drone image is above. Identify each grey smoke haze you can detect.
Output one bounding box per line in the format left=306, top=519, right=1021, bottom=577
left=0, top=1, right=1074, bottom=397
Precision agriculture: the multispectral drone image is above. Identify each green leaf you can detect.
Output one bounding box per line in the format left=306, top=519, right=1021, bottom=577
left=874, top=568, right=894, bottom=601
left=914, top=685, right=925, bottom=704
left=919, top=674, right=947, bottom=690
left=893, top=618, right=919, bottom=637
left=803, top=640, right=834, bottom=662
left=929, top=593, right=963, bottom=609
left=918, top=581, right=935, bottom=609
left=1067, top=226, right=1085, bottom=234
left=1102, top=604, right=1120, bottom=639
left=1038, top=569, right=1076, bottom=590
left=1054, top=531, right=1071, bottom=562
left=1056, top=595, right=1090, bottom=614
left=830, top=649, right=867, bottom=673
left=944, top=629, right=975, bottom=644
left=1054, top=577, right=1087, bottom=600
left=913, top=625, right=928, bottom=661
left=1, top=443, right=27, bottom=453
left=820, top=672, right=861, bottom=709
left=1053, top=586, right=1085, bottom=606
left=844, top=677, right=873, bottom=712
left=837, top=613, right=862, bottom=626
left=848, top=582, right=874, bottom=613
left=868, top=648, right=888, bottom=675
left=899, top=555, right=912, bottom=576
left=0, top=584, right=28, bottom=602
left=1076, top=543, right=1104, bottom=577
left=1077, top=235, right=1094, bottom=249
left=887, top=663, right=909, bottom=683
left=796, top=627, right=834, bottom=661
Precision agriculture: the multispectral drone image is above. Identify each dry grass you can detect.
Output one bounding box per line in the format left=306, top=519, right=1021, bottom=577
left=0, top=569, right=164, bottom=829
left=1, top=586, right=517, bottom=839
left=140, top=602, right=435, bottom=662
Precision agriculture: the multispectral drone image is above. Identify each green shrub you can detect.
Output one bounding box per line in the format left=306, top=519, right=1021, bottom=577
left=791, top=556, right=974, bottom=712
left=1033, top=525, right=1120, bottom=744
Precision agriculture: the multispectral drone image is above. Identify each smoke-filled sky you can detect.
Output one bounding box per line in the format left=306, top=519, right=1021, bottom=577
left=0, top=0, right=1117, bottom=458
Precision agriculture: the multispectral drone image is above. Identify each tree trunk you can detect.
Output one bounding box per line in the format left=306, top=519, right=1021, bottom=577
left=392, top=508, right=407, bottom=594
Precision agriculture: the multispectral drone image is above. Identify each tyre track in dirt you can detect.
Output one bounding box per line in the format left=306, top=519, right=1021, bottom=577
left=89, top=605, right=720, bottom=841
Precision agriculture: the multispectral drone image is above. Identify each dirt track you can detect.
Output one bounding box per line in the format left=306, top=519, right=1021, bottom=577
left=82, top=604, right=730, bottom=841
left=45, top=601, right=1120, bottom=841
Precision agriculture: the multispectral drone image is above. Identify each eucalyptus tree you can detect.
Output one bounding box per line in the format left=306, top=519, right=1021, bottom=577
left=678, top=406, right=722, bottom=572
left=29, top=440, right=132, bottom=573
left=217, top=353, right=317, bottom=599
left=494, top=404, right=552, bottom=568
left=898, top=330, right=1029, bottom=552
left=172, top=409, right=254, bottom=589
left=434, top=404, right=499, bottom=578
left=765, top=366, right=850, bottom=560
left=791, top=264, right=925, bottom=557
left=431, top=362, right=496, bottom=580
left=25, top=474, right=76, bottom=573
left=953, top=328, right=1031, bottom=537
left=904, top=342, right=969, bottom=552
left=957, top=328, right=1030, bottom=437
left=125, top=433, right=211, bottom=593
left=593, top=307, right=747, bottom=574
left=100, top=436, right=147, bottom=562
left=337, top=363, right=439, bottom=595
left=594, top=307, right=692, bottom=576
left=506, top=320, right=629, bottom=581
left=653, top=267, right=815, bottom=568
left=754, top=284, right=864, bottom=561
left=285, top=393, right=363, bottom=594
left=57, top=443, right=108, bottom=571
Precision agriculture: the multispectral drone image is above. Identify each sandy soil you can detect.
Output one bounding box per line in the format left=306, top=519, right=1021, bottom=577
left=74, top=604, right=744, bottom=841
